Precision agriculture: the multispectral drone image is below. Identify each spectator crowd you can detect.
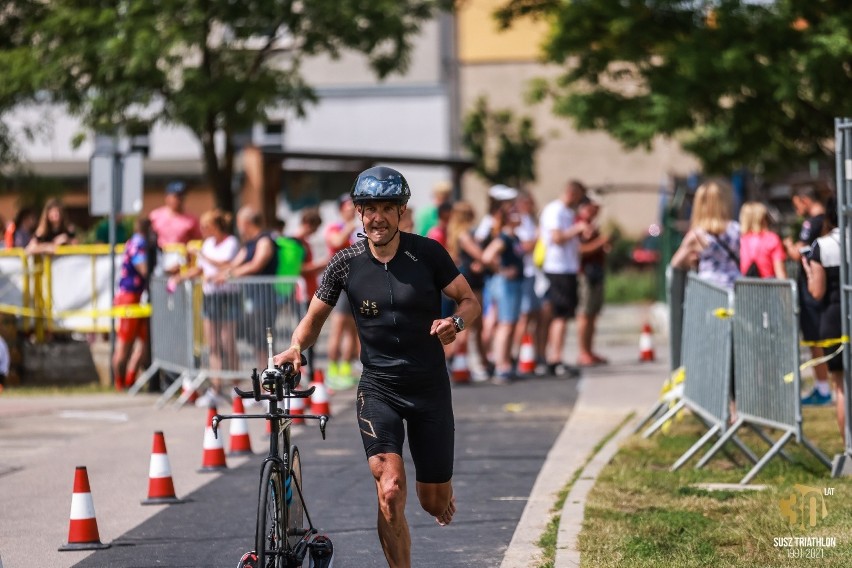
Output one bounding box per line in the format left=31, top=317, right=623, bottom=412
left=4, top=173, right=849, bottom=449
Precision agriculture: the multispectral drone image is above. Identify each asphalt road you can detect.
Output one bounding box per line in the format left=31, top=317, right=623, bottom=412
left=63, top=375, right=577, bottom=568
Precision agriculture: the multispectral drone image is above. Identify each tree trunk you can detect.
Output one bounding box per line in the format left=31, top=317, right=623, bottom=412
left=200, top=117, right=235, bottom=214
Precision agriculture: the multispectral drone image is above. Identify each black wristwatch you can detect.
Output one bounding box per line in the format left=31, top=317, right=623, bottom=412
left=451, top=315, right=465, bottom=333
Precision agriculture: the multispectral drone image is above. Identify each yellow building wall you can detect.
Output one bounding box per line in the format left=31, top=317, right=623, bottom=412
left=457, top=0, right=549, bottom=63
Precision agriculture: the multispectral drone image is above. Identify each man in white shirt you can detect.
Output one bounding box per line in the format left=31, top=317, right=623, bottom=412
left=539, top=180, right=589, bottom=376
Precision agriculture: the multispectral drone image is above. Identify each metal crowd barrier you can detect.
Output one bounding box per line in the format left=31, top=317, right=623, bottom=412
left=695, top=279, right=831, bottom=484
left=832, top=116, right=852, bottom=477
left=633, top=266, right=688, bottom=433
left=668, top=266, right=688, bottom=371
left=647, top=275, right=757, bottom=470
left=130, top=275, right=307, bottom=407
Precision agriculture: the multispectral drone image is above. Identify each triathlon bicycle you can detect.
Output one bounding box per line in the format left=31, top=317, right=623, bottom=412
left=213, top=329, right=333, bottom=568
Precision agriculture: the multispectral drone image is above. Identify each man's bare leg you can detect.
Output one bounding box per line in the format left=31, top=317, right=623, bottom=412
left=369, top=453, right=411, bottom=568
left=416, top=480, right=455, bottom=526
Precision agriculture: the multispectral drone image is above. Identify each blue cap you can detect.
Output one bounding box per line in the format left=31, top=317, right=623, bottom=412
left=166, top=181, right=186, bottom=195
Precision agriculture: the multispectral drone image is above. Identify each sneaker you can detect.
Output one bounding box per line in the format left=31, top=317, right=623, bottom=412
left=195, top=388, right=227, bottom=409
left=547, top=362, right=582, bottom=378
left=492, top=370, right=513, bottom=385
left=801, top=388, right=832, bottom=406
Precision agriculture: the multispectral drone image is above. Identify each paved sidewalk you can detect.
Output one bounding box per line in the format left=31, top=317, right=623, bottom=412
left=501, top=303, right=670, bottom=567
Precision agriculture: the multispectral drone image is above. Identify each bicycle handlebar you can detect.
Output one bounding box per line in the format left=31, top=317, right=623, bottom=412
left=233, top=353, right=309, bottom=402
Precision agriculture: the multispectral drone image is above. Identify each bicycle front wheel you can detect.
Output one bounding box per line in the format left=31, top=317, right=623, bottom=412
left=257, top=460, right=287, bottom=568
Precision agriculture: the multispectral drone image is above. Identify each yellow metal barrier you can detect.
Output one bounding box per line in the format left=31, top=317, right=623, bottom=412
left=0, top=243, right=190, bottom=339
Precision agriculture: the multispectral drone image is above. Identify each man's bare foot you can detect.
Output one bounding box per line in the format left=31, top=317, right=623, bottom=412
left=435, top=495, right=456, bottom=526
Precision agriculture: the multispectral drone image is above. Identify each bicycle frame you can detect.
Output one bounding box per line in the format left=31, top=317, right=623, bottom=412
left=212, top=329, right=332, bottom=567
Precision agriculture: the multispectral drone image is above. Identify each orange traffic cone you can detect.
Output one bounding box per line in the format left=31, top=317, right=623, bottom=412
left=181, top=376, right=198, bottom=404
left=228, top=397, right=253, bottom=456
left=310, top=369, right=331, bottom=416
left=639, top=323, right=655, bottom=362
left=59, top=466, right=110, bottom=551
left=199, top=406, right=227, bottom=472
left=451, top=335, right=471, bottom=384
left=289, top=388, right=306, bottom=425
left=517, top=334, right=536, bottom=375
left=142, top=431, right=184, bottom=505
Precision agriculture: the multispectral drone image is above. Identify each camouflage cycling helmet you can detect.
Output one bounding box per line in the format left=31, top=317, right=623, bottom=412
left=350, top=166, right=411, bottom=205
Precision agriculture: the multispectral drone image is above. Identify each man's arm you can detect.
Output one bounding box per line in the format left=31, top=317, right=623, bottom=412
left=273, top=296, right=334, bottom=373
left=430, top=274, right=481, bottom=345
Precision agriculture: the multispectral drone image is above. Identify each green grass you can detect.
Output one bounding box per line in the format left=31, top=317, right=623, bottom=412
left=535, top=413, right=635, bottom=568
left=578, top=406, right=852, bottom=567
left=605, top=269, right=657, bottom=304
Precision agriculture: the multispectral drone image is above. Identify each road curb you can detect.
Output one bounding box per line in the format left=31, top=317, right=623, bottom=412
left=554, top=414, right=638, bottom=567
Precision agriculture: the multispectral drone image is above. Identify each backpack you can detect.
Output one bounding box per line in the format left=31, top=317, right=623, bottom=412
left=533, top=238, right=546, bottom=269
left=275, top=236, right=305, bottom=298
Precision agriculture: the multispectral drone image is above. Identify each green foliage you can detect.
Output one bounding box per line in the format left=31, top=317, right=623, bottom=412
left=496, top=0, right=852, bottom=175
left=603, top=223, right=635, bottom=273
left=605, top=269, right=656, bottom=304
left=0, top=2, right=49, bottom=174
left=461, top=96, right=541, bottom=189
left=22, top=0, right=450, bottom=211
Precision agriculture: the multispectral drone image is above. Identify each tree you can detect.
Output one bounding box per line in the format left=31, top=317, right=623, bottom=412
left=28, top=0, right=450, bottom=212
left=461, top=96, right=541, bottom=189
left=496, top=0, right=852, bottom=175
left=0, top=1, right=47, bottom=182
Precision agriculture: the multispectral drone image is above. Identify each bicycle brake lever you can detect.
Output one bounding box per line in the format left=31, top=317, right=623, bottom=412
left=212, top=415, right=221, bottom=439
left=319, top=415, right=328, bottom=440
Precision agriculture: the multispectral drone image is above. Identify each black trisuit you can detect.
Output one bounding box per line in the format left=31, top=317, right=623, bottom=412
left=316, top=231, right=460, bottom=483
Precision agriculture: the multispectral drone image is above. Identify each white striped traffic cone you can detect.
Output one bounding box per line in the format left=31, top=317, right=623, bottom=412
left=228, top=397, right=253, bottom=456
left=142, top=431, right=184, bottom=505
left=451, top=335, right=471, bottom=384
left=59, top=466, right=110, bottom=551
left=199, top=406, right=228, bottom=472
left=639, top=323, right=655, bottom=362
left=517, top=334, right=537, bottom=375
left=310, top=369, right=331, bottom=416
left=289, top=389, right=306, bottom=425
left=181, top=376, right=198, bottom=404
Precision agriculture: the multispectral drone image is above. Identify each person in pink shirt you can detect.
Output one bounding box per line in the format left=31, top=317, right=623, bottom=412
left=739, top=202, right=787, bottom=279
left=148, top=181, right=203, bottom=273
left=426, top=202, right=452, bottom=249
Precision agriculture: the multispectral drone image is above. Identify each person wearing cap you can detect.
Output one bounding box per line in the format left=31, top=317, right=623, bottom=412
left=148, top=181, right=202, bottom=274
left=539, top=179, right=589, bottom=376
left=473, top=184, right=519, bottom=377
left=274, top=166, right=480, bottom=567
left=415, top=180, right=453, bottom=236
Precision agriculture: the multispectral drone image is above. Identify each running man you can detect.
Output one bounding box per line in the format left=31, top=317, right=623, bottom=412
left=273, top=166, right=480, bottom=567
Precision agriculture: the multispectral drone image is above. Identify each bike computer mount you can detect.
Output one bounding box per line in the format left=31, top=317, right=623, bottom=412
left=219, top=328, right=329, bottom=440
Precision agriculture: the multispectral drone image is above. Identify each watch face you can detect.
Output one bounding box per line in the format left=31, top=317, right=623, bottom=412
left=453, top=316, right=465, bottom=331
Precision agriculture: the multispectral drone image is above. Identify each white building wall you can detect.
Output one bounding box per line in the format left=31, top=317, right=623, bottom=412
left=284, top=93, right=450, bottom=213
